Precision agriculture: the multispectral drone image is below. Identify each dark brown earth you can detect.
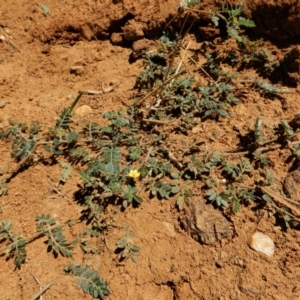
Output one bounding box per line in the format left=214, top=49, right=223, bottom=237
left=1, top=0, right=300, bottom=299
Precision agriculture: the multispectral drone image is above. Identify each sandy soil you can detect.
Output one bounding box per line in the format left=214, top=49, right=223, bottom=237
left=1, top=0, right=300, bottom=299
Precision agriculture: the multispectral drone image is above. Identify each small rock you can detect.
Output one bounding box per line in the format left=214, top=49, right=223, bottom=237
left=180, top=198, right=233, bottom=246
left=191, top=124, right=203, bottom=134
left=123, top=21, right=144, bottom=41
left=111, top=32, right=123, bottom=45
left=0, top=101, right=7, bottom=108
left=75, top=105, right=93, bottom=117
left=232, top=256, right=244, bottom=268
left=220, top=251, right=228, bottom=261
left=249, top=231, right=275, bottom=257
left=162, top=221, right=176, bottom=238
left=283, top=169, right=300, bottom=200
left=70, top=66, right=85, bottom=76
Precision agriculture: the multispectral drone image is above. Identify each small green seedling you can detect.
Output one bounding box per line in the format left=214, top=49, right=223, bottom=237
left=116, top=227, right=141, bottom=263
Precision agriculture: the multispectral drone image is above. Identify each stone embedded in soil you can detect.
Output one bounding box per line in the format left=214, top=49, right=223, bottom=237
left=123, top=21, right=144, bottom=41
left=75, top=105, right=93, bottom=117
left=0, top=101, right=7, bottom=108
left=70, top=65, right=85, bottom=76
left=283, top=169, right=300, bottom=200
left=232, top=256, right=244, bottom=268
left=180, top=198, right=233, bottom=246
left=162, top=221, right=176, bottom=238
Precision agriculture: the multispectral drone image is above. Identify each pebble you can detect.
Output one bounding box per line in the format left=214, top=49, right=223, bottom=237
left=232, top=256, right=244, bottom=268
left=249, top=231, right=275, bottom=257
left=162, top=221, right=176, bottom=238
left=70, top=66, right=85, bottom=76
left=220, top=250, right=228, bottom=261
left=75, top=105, right=93, bottom=117
left=0, top=101, right=7, bottom=108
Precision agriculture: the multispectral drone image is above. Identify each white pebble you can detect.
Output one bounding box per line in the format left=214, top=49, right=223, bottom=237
left=249, top=231, right=275, bottom=257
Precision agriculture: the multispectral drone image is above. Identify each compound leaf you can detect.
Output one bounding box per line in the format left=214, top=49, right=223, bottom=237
left=65, top=263, right=110, bottom=299
left=60, top=162, right=72, bottom=183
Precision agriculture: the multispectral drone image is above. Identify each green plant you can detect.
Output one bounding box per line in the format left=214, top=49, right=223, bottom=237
left=253, top=79, right=282, bottom=95
left=218, top=3, right=256, bottom=43
left=116, top=226, right=141, bottom=263
left=0, top=220, right=26, bottom=267
left=176, top=187, right=193, bottom=210
left=277, top=120, right=294, bottom=142
left=1, top=2, right=300, bottom=298
left=223, top=158, right=252, bottom=181
left=133, top=35, right=240, bottom=123
left=36, top=214, right=76, bottom=257
left=60, top=161, right=72, bottom=183
left=249, top=47, right=279, bottom=73
left=0, top=215, right=75, bottom=268
left=64, top=263, right=110, bottom=299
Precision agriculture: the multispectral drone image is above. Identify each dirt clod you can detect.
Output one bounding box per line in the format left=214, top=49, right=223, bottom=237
left=111, top=32, right=123, bottom=45
left=282, top=46, right=300, bottom=85
left=123, top=21, right=145, bottom=41
left=131, top=38, right=155, bottom=59
left=80, top=23, right=94, bottom=41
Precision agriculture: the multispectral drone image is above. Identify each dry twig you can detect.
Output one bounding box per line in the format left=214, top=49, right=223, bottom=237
left=260, top=186, right=300, bottom=219
left=30, top=279, right=56, bottom=300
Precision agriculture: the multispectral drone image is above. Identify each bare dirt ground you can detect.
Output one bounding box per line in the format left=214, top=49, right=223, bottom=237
left=1, top=0, right=300, bottom=299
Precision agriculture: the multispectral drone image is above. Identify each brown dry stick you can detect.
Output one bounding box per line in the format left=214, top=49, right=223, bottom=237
left=260, top=186, right=300, bottom=217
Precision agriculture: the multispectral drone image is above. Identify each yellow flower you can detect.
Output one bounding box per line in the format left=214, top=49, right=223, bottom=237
left=128, top=169, right=140, bottom=179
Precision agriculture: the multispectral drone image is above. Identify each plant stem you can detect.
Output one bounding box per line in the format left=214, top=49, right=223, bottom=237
left=0, top=220, right=75, bottom=257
